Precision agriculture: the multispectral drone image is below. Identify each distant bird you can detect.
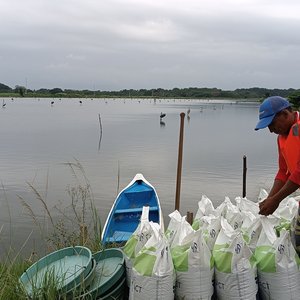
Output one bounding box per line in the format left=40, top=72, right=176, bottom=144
left=187, top=108, right=191, bottom=115
left=160, top=112, right=166, bottom=119
left=2, top=100, right=6, bottom=108
left=51, top=101, right=54, bottom=105
left=79, top=100, right=82, bottom=104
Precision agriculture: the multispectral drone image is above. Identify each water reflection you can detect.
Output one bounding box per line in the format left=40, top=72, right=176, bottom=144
left=160, top=120, right=166, bottom=127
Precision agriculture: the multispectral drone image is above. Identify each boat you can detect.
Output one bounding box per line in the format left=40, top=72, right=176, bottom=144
left=101, top=173, right=164, bottom=244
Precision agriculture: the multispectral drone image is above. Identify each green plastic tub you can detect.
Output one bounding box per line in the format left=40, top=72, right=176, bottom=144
left=75, top=248, right=125, bottom=299
left=99, top=277, right=127, bottom=299
left=19, top=246, right=93, bottom=297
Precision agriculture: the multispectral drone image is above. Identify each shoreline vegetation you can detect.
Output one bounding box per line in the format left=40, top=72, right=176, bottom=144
left=0, top=161, right=104, bottom=299
left=1, top=82, right=300, bottom=102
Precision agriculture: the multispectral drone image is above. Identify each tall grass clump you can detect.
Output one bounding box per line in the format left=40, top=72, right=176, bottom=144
left=21, top=267, right=63, bottom=299
left=18, top=160, right=103, bottom=253
left=0, top=261, right=77, bottom=299
left=0, top=258, right=29, bottom=300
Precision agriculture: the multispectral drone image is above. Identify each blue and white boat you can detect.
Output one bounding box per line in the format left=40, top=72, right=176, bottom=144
left=101, top=173, right=164, bottom=244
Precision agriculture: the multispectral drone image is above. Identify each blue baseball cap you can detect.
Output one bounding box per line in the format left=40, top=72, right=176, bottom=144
left=255, top=96, right=291, bottom=130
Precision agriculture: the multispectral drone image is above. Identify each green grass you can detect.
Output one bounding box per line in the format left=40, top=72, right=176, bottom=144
left=0, top=258, right=29, bottom=299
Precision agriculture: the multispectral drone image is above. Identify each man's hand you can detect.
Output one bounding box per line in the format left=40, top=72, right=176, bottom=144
left=259, top=196, right=280, bottom=216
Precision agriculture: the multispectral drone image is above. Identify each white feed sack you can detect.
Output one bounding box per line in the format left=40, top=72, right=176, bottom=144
left=215, top=196, right=236, bottom=219
left=167, top=211, right=197, bottom=246
left=130, top=272, right=174, bottom=300
left=123, top=207, right=157, bottom=287
left=240, top=211, right=262, bottom=253
left=129, top=224, right=174, bottom=300
left=165, top=210, right=190, bottom=247
left=199, top=214, right=221, bottom=251
left=257, top=189, right=298, bottom=223
left=191, top=195, right=221, bottom=251
left=175, top=269, right=213, bottom=300
left=213, top=217, right=258, bottom=300
left=192, top=195, right=215, bottom=230
left=254, top=217, right=300, bottom=300
left=170, top=217, right=214, bottom=300
left=273, top=196, right=299, bottom=222
left=224, top=201, right=243, bottom=230
left=235, top=196, right=259, bottom=216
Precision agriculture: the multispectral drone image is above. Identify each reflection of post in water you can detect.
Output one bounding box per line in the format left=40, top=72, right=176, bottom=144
left=98, top=113, right=103, bottom=151
left=187, top=108, right=191, bottom=123
left=160, top=112, right=166, bottom=127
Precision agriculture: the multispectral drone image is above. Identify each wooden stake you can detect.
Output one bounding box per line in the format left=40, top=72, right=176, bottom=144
left=242, top=155, right=247, bottom=197
left=175, top=112, right=185, bottom=211
left=186, top=211, right=194, bottom=225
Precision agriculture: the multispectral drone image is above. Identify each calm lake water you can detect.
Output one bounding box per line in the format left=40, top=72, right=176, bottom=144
left=0, top=97, right=278, bottom=258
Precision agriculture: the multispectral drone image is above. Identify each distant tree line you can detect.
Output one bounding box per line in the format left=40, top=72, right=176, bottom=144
left=1, top=82, right=300, bottom=106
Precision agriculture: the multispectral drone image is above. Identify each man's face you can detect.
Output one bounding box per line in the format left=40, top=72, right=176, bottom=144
left=268, top=110, right=290, bottom=136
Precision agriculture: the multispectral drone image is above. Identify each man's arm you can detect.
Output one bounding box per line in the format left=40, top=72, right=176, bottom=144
left=259, top=137, right=299, bottom=215
left=259, top=180, right=299, bottom=215
left=268, top=179, right=285, bottom=197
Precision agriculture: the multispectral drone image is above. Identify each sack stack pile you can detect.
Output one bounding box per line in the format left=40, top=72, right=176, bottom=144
left=123, top=190, right=300, bottom=300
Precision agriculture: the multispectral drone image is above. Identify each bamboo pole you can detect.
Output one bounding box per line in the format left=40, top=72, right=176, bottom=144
left=242, top=155, right=247, bottom=197
left=175, top=112, right=185, bottom=211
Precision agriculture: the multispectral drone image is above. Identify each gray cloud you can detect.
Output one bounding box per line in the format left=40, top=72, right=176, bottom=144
left=1, top=0, right=300, bottom=90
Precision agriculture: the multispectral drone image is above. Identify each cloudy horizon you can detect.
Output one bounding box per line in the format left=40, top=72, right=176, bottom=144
left=1, top=0, right=300, bottom=91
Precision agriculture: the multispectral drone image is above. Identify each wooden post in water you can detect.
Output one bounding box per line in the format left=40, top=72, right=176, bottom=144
left=175, top=112, right=185, bottom=211
left=186, top=211, right=194, bottom=225
left=242, top=155, right=247, bottom=198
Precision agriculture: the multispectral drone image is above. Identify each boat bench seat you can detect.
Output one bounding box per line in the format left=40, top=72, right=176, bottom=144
left=107, top=231, right=133, bottom=243
left=114, top=206, right=158, bottom=214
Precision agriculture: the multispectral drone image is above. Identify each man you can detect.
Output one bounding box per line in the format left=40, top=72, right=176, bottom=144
left=255, top=95, right=300, bottom=253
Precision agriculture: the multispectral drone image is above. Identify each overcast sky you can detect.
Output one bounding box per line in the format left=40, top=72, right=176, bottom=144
left=1, top=0, right=300, bottom=91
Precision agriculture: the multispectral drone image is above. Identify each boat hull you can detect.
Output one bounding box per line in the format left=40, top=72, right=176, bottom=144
left=101, top=173, right=163, bottom=244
